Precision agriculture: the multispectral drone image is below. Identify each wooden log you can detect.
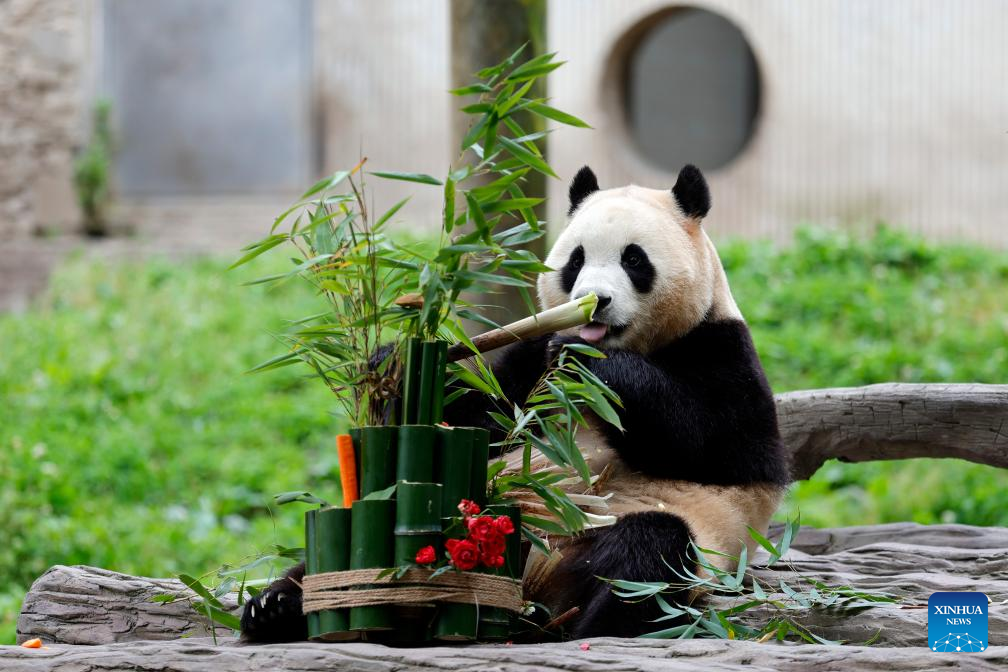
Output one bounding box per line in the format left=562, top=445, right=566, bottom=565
left=17, top=523, right=1008, bottom=649
left=15, top=565, right=236, bottom=645
left=776, top=383, right=1008, bottom=480
left=1, top=637, right=1006, bottom=671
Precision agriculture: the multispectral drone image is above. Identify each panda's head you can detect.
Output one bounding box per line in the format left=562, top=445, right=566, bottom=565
left=538, top=165, right=741, bottom=354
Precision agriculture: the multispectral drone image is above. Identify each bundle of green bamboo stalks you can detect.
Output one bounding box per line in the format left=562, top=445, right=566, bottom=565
left=301, top=294, right=603, bottom=644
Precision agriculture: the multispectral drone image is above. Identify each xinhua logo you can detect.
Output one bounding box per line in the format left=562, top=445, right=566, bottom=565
left=928, top=592, right=988, bottom=652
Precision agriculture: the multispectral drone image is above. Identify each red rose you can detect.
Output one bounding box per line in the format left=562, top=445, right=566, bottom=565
left=480, top=550, right=505, bottom=568
left=446, top=538, right=459, bottom=553
left=458, top=499, right=481, bottom=517
left=480, top=534, right=506, bottom=559
left=415, top=545, right=436, bottom=565
left=493, top=515, right=515, bottom=536
left=467, top=515, right=498, bottom=543
left=448, top=539, right=479, bottom=571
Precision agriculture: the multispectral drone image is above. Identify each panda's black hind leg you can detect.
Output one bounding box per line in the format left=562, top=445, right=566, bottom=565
left=539, top=511, right=695, bottom=639
left=240, top=562, right=308, bottom=643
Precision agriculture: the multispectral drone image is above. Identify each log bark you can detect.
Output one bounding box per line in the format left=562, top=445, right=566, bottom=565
left=2, top=636, right=1006, bottom=672
left=776, top=383, right=1008, bottom=480
left=17, top=523, right=1008, bottom=653
left=15, top=565, right=236, bottom=645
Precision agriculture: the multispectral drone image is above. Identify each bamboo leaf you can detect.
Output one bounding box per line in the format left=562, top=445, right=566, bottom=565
left=481, top=197, right=544, bottom=214
left=361, top=483, right=397, bottom=501
left=273, top=491, right=329, bottom=506
left=498, top=137, right=557, bottom=178
left=451, top=83, right=493, bottom=96
left=300, top=170, right=351, bottom=199
left=178, top=574, right=225, bottom=610
left=526, top=102, right=592, bottom=128
left=369, top=171, right=442, bottom=186
left=228, top=234, right=287, bottom=269
left=374, top=197, right=411, bottom=230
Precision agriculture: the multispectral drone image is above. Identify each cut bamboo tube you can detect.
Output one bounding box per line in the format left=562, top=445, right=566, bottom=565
left=393, top=482, right=443, bottom=566
left=477, top=502, right=522, bottom=642
left=435, top=426, right=473, bottom=518
left=416, top=341, right=438, bottom=424
left=349, top=428, right=362, bottom=487
left=394, top=482, right=443, bottom=642
left=314, top=506, right=356, bottom=641
left=402, top=338, right=423, bottom=424
left=446, top=293, right=598, bottom=362
left=358, top=426, right=397, bottom=498
left=429, top=340, right=449, bottom=424
left=396, top=425, right=436, bottom=483
left=304, top=509, right=320, bottom=640
left=349, top=499, right=395, bottom=632
left=467, top=427, right=491, bottom=507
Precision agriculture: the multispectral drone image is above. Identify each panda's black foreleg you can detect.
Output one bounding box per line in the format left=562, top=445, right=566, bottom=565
left=537, top=511, right=695, bottom=639
left=239, top=562, right=308, bottom=643
left=442, top=333, right=553, bottom=452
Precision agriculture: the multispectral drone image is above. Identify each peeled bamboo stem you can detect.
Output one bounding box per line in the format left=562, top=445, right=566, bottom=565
left=446, top=294, right=598, bottom=362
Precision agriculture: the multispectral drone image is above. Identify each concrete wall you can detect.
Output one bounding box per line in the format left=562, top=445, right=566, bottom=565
left=0, top=0, right=451, bottom=244
left=547, top=0, right=1008, bottom=246
left=3, top=1, right=1006, bottom=248
left=0, top=0, right=90, bottom=238
left=315, top=1, right=450, bottom=231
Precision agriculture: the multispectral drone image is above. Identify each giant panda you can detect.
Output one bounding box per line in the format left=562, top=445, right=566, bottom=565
left=240, top=164, right=789, bottom=642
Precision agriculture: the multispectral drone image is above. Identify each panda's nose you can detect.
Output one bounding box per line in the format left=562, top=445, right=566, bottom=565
left=595, top=295, right=612, bottom=311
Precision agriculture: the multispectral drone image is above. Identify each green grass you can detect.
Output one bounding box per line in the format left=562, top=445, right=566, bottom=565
left=720, top=226, right=1008, bottom=527
left=1, top=225, right=1006, bottom=644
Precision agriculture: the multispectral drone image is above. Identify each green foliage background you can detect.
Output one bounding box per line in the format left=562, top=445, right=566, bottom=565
left=1, top=225, right=1005, bottom=643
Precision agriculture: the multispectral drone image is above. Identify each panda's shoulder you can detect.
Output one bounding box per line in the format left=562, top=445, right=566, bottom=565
left=654, top=318, right=764, bottom=376
left=652, top=318, right=775, bottom=406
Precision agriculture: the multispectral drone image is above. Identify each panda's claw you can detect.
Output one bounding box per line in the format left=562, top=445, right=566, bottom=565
left=239, top=565, right=309, bottom=643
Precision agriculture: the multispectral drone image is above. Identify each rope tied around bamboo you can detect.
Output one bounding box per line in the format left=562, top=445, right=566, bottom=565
left=301, top=568, right=523, bottom=613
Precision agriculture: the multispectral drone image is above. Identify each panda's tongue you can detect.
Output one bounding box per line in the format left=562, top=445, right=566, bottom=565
left=579, top=322, right=608, bottom=343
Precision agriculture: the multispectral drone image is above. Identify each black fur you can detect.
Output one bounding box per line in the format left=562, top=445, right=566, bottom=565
left=559, top=245, right=585, bottom=294
left=671, top=164, right=711, bottom=219
left=550, top=319, right=789, bottom=486
left=532, top=511, right=695, bottom=638
left=620, top=243, right=656, bottom=294
left=240, top=562, right=307, bottom=643
left=441, top=334, right=552, bottom=451
left=568, top=166, right=600, bottom=215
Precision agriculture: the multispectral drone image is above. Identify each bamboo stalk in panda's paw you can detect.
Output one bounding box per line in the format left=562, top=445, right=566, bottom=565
left=442, top=293, right=599, bottom=362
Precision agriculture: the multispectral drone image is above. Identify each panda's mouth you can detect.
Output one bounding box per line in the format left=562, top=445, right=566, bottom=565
left=579, top=321, right=626, bottom=343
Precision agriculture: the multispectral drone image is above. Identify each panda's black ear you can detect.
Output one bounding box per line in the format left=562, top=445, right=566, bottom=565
left=672, top=164, right=711, bottom=220
left=568, top=166, right=600, bottom=216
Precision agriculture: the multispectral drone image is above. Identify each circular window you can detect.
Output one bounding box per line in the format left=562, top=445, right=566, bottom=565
left=621, top=7, right=760, bottom=172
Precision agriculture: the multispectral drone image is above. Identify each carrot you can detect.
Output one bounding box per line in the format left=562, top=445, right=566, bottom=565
left=337, top=434, right=358, bottom=507
left=20, top=638, right=42, bottom=648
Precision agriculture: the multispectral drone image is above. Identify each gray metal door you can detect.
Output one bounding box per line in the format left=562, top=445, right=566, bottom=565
left=103, top=0, right=314, bottom=195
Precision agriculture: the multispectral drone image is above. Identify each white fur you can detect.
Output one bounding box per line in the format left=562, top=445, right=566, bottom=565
left=538, top=185, right=741, bottom=353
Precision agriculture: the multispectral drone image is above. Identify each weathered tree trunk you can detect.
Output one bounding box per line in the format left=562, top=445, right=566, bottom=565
left=450, top=0, right=548, bottom=327
left=15, top=565, right=236, bottom=645
left=17, top=523, right=1008, bottom=650
left=776, top=383, right=1008, bottom=479
left=2, top=637, right=1006, bottom=672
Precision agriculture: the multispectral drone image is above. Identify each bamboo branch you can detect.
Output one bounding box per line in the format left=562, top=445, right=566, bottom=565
left=446, top=293, right=598, bottom=362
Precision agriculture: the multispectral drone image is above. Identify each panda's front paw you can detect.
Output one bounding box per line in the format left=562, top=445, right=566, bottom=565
left=545, top=334, right=592, bottom=365
left=240, top=587, right=307, bottom=643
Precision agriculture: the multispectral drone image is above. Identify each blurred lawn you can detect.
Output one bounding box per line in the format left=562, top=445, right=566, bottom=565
left=1, top=225, right=1006, bottom=643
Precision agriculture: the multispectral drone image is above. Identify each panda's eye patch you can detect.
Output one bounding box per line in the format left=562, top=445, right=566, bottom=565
left=560, top=245, right=585, bottom=293
left=621, top=244, right=656, bottom=293
left=570, top=247, right=584, bottom=269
